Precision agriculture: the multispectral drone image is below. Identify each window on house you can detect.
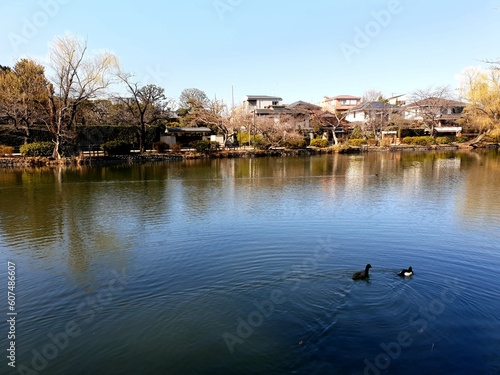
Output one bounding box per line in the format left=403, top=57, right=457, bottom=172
left=272, top=101, right=279, bottom=105
left=340, top=99, right=357, bottom=105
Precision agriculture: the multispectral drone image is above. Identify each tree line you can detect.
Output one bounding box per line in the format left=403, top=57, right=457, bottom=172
left=1, top=34, right=499, bottom=159
left=0, top=34, right=231, bottom=158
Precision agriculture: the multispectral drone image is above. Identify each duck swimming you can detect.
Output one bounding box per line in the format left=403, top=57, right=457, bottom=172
left=398, top=266, right=413, bottom=277
left=352, top=264, right=372, bottom=280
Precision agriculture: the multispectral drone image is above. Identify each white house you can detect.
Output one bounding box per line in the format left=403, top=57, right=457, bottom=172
left=403, top=98, right=466, bottom=122
left=345, top=101, right=398, bottom=124
left=386, top=94, right=408, bottom=106
left=242, top=95, right=283, bottom=113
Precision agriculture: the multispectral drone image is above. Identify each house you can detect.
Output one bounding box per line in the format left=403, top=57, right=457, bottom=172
left=239, top=96, right=312, bottom=130
left=318, top=95, right=361, bottom=113
left=253, top=104, right=310, bottom=129
left=387, top=94, right=408, bottom=106
left=287, top=101, right=347, bottom=140
left=345, top=101, right=399, bottom=125
left=242, top=95, right=283, bottom=113
left=160, top=127, right=212, bottom=147
left=403, top=97, right=466, bottom=135
left=403, top=98, right=466, bottom=124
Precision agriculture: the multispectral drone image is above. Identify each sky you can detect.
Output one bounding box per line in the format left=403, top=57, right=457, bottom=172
left=1, top=0, right=500, bottom=108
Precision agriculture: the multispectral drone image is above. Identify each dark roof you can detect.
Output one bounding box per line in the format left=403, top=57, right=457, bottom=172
left=165, top=127, right=212, bottom=133
left=255, top=107, right=306, bottom=115
left=288, top=101, right=322, bottom=111
left=245, top=95, right=283, bottom=101
left=349, top=101, right=398, bottom=112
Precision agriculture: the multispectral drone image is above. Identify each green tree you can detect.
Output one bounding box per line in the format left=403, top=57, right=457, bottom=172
left=178, top=88, right=209, bottom=110
left=0, top=59, right=49, bottom=143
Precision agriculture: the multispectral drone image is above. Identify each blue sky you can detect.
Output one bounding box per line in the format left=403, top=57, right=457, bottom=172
left=1, top=0, right=499, bottom=108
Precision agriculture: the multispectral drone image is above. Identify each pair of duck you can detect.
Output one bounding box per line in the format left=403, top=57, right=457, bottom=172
left=352, top=264, right=413, bottom=280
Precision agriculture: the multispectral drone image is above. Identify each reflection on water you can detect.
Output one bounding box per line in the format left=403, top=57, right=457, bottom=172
left=0, top=150, right=499, bottom=375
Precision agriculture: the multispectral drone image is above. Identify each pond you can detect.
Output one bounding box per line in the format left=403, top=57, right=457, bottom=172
left=1, top=150, right=499, bottom=375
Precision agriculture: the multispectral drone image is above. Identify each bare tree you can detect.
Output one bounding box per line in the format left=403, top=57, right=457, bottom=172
left=254, top=115, right=301, bottom=148
left=407, top=86, right=454, bottom=134
left=115, top=72, right=170, bottom=152
left=46, top=34, right=118, bottom=158
left=362, top=89, right=384, bottom=103
left=180, top=97, right=228, bottom=136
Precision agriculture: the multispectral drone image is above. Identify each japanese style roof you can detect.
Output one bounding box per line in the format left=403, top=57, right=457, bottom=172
left=404, top=98, right=466, bottom=108
left=245, top=95, right=283, bottom=101
left=254, top=106, right=307, bottom=115
left=165, top=127, right=212, bottom=133
left=288, top=101, right=323, bottom=111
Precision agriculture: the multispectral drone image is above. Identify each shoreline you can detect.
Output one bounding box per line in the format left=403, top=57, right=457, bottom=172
left=1, top=143, right=498, bottom=168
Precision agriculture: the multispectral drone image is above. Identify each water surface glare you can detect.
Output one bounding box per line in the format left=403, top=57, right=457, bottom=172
left=1, top=151, right=500, bottom=375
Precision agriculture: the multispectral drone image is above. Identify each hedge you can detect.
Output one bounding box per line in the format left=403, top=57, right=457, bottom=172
left=19, top=142, right=54, bottom=157
left=310, top=139, right=329, bottom=148
left=100, top=140, right=131, bottom=155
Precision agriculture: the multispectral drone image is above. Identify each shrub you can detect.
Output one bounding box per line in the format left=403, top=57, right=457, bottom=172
left=20, top=142, right=53, bottom=157
left=402, top=137, right=412, bottom=144
left=283, top=134, right=306, bottom=149
left=237, top=132, right=250, bottom=145
left=310, top=139, right=329, bottom=148
left=402, top=136, right=435, bottom=146
left=455, top=136, right=468, bottom=143
left=367, top=139, right=377, bottom=146
left=435, top=136, right=452, bottom=145
left=0, top=145, right=14, bottom=155
left=190, top=140, right=219, bottom=153
left=253, top=137, right=271, bottom=150
left=348, top=138, right=367, bottom=147
left=153, top=141, right=169, bottom=153
left=100, top=140, right=131, bottom=155
left=350, top=125, right=364, bottom=139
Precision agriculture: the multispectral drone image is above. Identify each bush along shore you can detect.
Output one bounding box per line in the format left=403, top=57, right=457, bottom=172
left=0, top=142, right=498, bottom=168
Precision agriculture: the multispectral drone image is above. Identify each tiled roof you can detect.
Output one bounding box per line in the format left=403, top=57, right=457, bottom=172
left=349, top=101, right=398, bottom=112
left=405, top=97, right=466, bottom=108
left=288, top=101, right=322, bottom=111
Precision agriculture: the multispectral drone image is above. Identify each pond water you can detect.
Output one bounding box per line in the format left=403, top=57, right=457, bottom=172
left=1, top=150, right=500, bottom=375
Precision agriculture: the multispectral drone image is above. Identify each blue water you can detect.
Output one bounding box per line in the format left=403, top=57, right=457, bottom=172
left=0, top=151, right=499, bottom=374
